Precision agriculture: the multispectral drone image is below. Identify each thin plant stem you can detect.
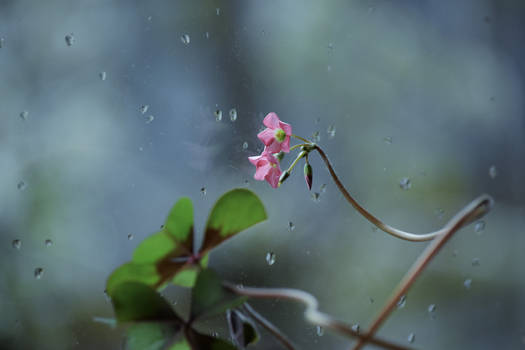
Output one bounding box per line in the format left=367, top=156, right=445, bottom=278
left=241, top=303, right=297, bottom=350
left=314, top=144, right=489, bottom=242
left=290, top=143, right=310, bottom=152
left=351, top=194, right=493, bottom=350
left=224, top=283, right=413, bottom=350
left=291, top=134, right=311, bottom=143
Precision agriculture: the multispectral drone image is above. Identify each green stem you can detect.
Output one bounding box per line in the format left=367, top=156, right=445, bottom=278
left=291, top=134, right=311, bottom=143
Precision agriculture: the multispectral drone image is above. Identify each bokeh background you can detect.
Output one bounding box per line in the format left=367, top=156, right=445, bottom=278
left=1, top=0, right=524, bottom=349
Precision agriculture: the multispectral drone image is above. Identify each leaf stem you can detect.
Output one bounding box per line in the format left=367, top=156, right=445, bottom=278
left=291, top=134, right=311, bottom=143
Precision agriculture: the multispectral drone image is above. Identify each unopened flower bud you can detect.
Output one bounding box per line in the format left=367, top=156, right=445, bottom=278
left=304, top=163, right=313, bottom=190
left=278, top=170, right=290, bottom=185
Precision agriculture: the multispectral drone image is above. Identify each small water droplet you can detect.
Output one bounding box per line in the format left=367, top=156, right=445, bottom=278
left=371, top=226, right=378, bottom=232
left=383, top=136, right=393, bottom=144
left=44, top=239, right=53, bottom=247
left=351, top=324, right=360, bottom=333
left=103, top=289, right=111, bottom=302
left=127, top=234, right=134, bottom=240
left=242, top=141, right=248, bottom=150
left=212, top=331, right=219, bottom=338
left=369, top=297, right=375, bottom=304
left=139, top=105, right=149, bottom=114
left=474, top=221, right=485, bottom=234
left=229, top=108, right=238, bottom=122
left=65, top=33, right=75, bottom=46
left=327, top=125, right=336, bottom=138
left=471, top=258, right=480, bottom=266
left=181, top=34, right=190, bottom=45
left=145, top=115, right=154, bottom=124
left=19, top=111, right=29, bottom=120
left=434, top=208, right=445, bottom=220
left=0, top=37, right=4, bottom=48
left=214, top=109, right=222, bottom=121
left=216, top=8, right=221, bottom=15
left=488, top=165, right=498, bottom=179
left=205, top=31, right=210, bottom=39
left=288, top=221, right=295, bottom=232
left=396, top=295, right=407, bottom=309
left=266, top=251, right=276, bottom=266
left=312, top=131, right=320, bottom=142
left=138, top=146, right=144, bottom=152
left=200, top=187, right=207, bottom=196
left=428, top=304, right=436, bottom=313
left=311, top=192, right=320, bottom=202
left=12, top=239, right=21, bottom=250
left=320, top=184, right=327, bottom=193
left=316, top=325, right=324, bottom=336
left=399, top=178, right=411, bottom=190
left=99, top=71, right=107, bottom=81
left=147, top=15, right=153, bottom=21
left=34, top=267, right=44, bottom=279
left=464, top=278, right=472, bottom=289
left=407, top=333, right=415, bottom=344
left=17, top=181, right=26, bottom=191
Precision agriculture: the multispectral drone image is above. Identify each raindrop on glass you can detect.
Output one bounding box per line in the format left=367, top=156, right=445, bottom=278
left=327, top=125, right=336, bottom=138
left=399, top=177, right=411, bottom=190
left=103, top=289, right=111, bottom=302
left=383, top=136, right=393, bottom=144
left=200, top=187, right=207, bottom=196
left=488, top=165, right=498, bottom=179
left=242, top=141, right=248, bottom=150
left=214, top=109, right=222, bottom=121
left=474, top=221, right=485, bottom=234
left=316, top=325, right=324, bottom=336
left=12, top=239, right=21, bottom=250
left=44, top=239, right=53, bottom=247
left=266, top=251, right=276, bottom=266
left=205, top=32, right=210, bottom=39
left=396, top=295, right=407, bottom=309
left=145, top=115, right=154, bottom=124
left=180, top=34, right=190, bottom=45
left=288, top=221, right=295, bottom=232
left=0, top=37, right=4, bottom=48
left=65, top=33, right=75, bottom=46
left=19, top=111, right=29, bottom=120
left=139, top=105, right=149, bottom=114
left=312, top=131, right=320, bottom=142
left=472, top=258, right=480, bottom=266
left=99, top=71, right=107, bottom=81
left=320, top=184, right=327, bottom=193
left=127, top=233, right=134, bottom=240
left=147, top=16, right=153, bottom=21
left=34, top=267, right=44, bottom=280
left=434, top=208, right=445, bottom=220
left=216, top=8, right=221, bottom=15
left=17, top=181, right=26, bottom=191
left=428, top=304, right=436, bottom=314
left=369, top=297, right=375, bottom=304
left=311, top=192, right=320, bottom=202
left=229, top=108, right=238, bottom=122
left=464, top=278, right=472, bottom=289
left=407, top=333, right=415, bottom=344
left=351, top=323, right=360, bottom=334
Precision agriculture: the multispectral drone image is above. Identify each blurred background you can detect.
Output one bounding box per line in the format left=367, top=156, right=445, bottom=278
left=1, top=0, right=524, bottom=349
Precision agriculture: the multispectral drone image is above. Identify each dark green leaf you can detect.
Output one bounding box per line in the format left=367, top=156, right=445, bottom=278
left=164, top=197, right=194, bottom=252
left=185, top=328, right=238, bottom=350
left=125, top=323, right=179, bottom=350
left=106, top=262, right=160, bottom=295
left=111, top=281, right=181, bottom=323
left=201, top=189, right=266, bottom=252
left=190, top=268, right=247, bottom=321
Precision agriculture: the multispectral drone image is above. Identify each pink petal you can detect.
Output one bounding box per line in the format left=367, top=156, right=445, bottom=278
left=266, top=167, right=281, bottom=188
left=248, top=155, right=262, bottom=166
left=254, top=163, right=272, bottom=180
left=278, top=121, right=292, bottom=135
left=266, top=140, right=283, bottom=153
left=280, top=136, right=290, bottom=153
left=262, top=112, right=280, bottom=129
left=257, top=128, right=276, bottom=146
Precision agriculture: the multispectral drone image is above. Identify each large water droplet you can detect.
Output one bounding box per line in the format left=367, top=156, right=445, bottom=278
left=399, top=178, right=411, bottom=190
left=17, top=181, right=26, bottom=191
left=464, top=278, right=472, bottom=289
left=214, top=109, right=222, bottom=121
left=266, top=251, right=276, bottom=266
left=19, top=111, right=29, bottom=120
left=200, top=187, right=207, bottom=196
left=396, top=295, right=407, bottom=309
left=288, top=221, right=295, bottom=232
left=327, top=125, right=336, bottom=139
left=145, top=115, right=154, bottom=124
left=34, top=267, right=44, bottom=279
left=229, top=108, right=238, bottom=122
left=474, top=221, right=485, bottom=234
left=65, top=33, right=75, bottom=46
left=44, top=239, right=53, bottom=247
left=428, top=304, right=436, bottom=314
left=139, top=105, right=149, bottom=114
left=99, top=71, right=107, bottom=81
left=316, top=325, right=324, bottom=336
left=407, top=333, right=415, bottom=344
left=12, top=239, right=21, bottom=250
left=488, top=165, right=497, bottom=179
left=181, top=34, right=190, bottom=45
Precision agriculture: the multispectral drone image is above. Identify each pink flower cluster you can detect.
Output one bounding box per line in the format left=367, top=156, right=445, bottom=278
left=248, top=113, right=292, bottom=188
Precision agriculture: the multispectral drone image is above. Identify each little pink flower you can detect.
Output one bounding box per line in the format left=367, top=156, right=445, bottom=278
left=257, top=113, right=292, bottom=153
left=248, top=151, right=282, bottom=188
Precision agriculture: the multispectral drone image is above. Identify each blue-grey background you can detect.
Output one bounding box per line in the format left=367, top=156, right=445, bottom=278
left=1, top=0, right=524, bottom=349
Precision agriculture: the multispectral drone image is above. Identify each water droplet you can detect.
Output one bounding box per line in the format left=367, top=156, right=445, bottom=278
left=266, top=251, right=276, bottom=266
left=138, top=146, right=144, bottom=152
left=205, top=32, right=210, bottom=39
left=216, top=8, right=221, bottom=15
left=407, top=333, right=415, bottom=344
left=351, top=323, right=360, bottom=333
left=44, top=239, right=53, bottom=247
left=383, top=136, right=393, bottom=144
left=471, top=258, right=480, bottom=266
left=288, top=221, right=295, bottom=232
left=396, top=295, right=407, bottom=309
left=327, top=65, right=332, bottom=72
left=320, top=184, right=327, bottom=193
left=316, top=325, right=324, bottom=336
left=12, top=239, right=21, bottom=250
left=214, top=109, right=222, bottom=121
left=369, top=297, right=375, bottom=304
left=312, top=131, right=320, bottom=142
left=229, top=108, right=238, bottom=122
left=464, top=278, right=472, bottom=289
left=242, top=141, right=248, bottom=150
left=399, top=178, right=411, bottom=190
left=147, top=16, right=153, bottom=21
left=19, top=111, right=29, bottom=120
left=34, top=267, right=44, bottom=279
left=474, top=221, right=485, bottom=234
left=139, top=105, right=149, bottom=114
left=428, top=304, right=436, bottom=313
left=145, top=115, right=154, bottom=124
left=65, top=33, right=75, bottom=46
left=0, top=37, right=4, bottom=48
left=327, top=125, right=336, bottom=138
left=17, top=181, right=26, bottom=191
left=180, top=34, right=190, bottom=45
left=99, top=71, right=107, bottom=81
left=212, top=331, right=219, bottom=338
left=488, top=165, right=498, bottom=179
left=434, top=208, right=445, bottom=220
left=311, top=192, right=320, bottom=202
left=200, top=187, right=207, bottom=196
left=103, top=289, right=111, bottom=302
left=127, top=234, right=134, bottom=240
